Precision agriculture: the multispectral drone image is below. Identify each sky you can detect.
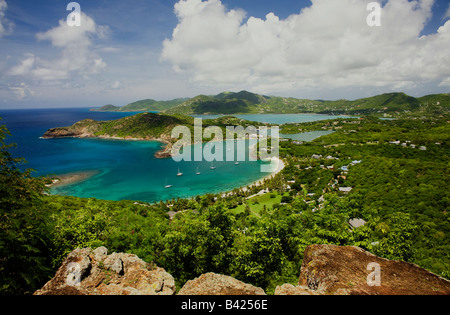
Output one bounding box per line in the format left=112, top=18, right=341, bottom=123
left=0, top=0, right=449, bottom=109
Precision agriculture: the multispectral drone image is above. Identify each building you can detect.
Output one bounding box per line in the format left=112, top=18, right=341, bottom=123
left=349, top=218, right=367, bottom=229
left=339, top=187, right=353, bottom=193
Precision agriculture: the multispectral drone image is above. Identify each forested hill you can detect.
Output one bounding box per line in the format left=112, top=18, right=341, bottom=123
left=42, top=112, right=265, bottom=144
left=165, top=91, right=450, bottom=116
left=42, top=113, right=191, bottom=141
left=92, top=98, right=188, bottom=112
left=95, top=91, right=450, bottom=116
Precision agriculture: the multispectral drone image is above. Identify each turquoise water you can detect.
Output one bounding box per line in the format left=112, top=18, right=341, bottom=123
left=0, top=108, right=342, bottom=203
left=50, top=139, right=266, bottom=202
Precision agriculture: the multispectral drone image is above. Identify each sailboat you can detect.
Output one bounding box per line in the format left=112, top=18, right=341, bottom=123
left=177, top=168, right=183, bottom=176
left=235, top=162, right=239, bottom=165
left=196, top=167, right=201, bottom=175
left=164, top=178, right=173, bottom=189
left=210, top=161, right=216, bottom=170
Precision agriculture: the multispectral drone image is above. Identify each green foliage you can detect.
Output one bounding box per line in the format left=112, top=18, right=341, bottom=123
left=166, top=91, right=450, bottom=117
left=49, top=199, right=111, bottom=266
left=46, top=196, right=169, bottom=268
left=0, top=124, right=53, bottom=295
left=94, top=98, right=187, bottom=112
left=160, top=205, right=235, bottom=287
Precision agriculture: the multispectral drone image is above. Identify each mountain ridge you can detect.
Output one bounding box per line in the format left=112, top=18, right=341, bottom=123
left=92, top=91, right=450, bottom=117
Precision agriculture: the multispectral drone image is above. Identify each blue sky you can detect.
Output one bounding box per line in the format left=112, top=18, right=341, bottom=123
left=0, top=0, right=449, bottom=108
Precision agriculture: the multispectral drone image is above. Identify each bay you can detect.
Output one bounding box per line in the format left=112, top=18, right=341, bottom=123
left=0, top=109, right=342, bottom=203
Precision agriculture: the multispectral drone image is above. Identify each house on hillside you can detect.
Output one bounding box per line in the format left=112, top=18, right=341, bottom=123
left=339, top=187, right=353, bottom=193
left=348, top=218, right=367, bottom=229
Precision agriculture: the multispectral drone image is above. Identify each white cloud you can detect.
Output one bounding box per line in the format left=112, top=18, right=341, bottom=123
left=111, top=80, right=121, bottom=89
left=0, top=0, right=13, bottom=37
left=9, top=82, right=34, bottom=100
left=8, top=54, right=35, bottom=76
left=161, top=0, right=450, bottom=95
left=8, top=12, right=107, bottom=81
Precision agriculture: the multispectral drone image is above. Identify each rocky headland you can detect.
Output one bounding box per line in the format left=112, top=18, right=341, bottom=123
left=41, top=113, right=178, bottom=159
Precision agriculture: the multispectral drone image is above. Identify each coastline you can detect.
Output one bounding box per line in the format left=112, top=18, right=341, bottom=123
left=43, top=133, right=173, bottom=159
left=47, top=170, right=100, bottom=188
left=241, top=157, right=285, bottom=192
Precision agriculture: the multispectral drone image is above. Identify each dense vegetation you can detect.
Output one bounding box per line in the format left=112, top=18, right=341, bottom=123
left=162, top=91, right=450, bottom=117
left=1, top=112, right=449, bottom=295
left=43, top=113, right=266, bottom=145
left=93, top=98, right=188, bottom=112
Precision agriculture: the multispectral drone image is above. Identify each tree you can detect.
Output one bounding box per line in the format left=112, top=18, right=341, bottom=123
left=161, top=205, right=235, bottom=287
left=0, top=123, right=52, bottom=295
left=372, top=212, right=418, bottom=261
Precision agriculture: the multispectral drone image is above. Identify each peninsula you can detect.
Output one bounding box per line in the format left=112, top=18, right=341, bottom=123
left=42, top=112, right=268, bottom=158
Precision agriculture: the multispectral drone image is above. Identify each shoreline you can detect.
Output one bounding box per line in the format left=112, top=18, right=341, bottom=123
left=42, top=134, right=173, bottom=159
left=47, top=170, right=100, bottom=188
left=240, top=157, right=285, bottom=192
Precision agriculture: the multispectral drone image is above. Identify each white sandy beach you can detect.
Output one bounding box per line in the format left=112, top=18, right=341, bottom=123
left=244, top=157, right=285, bottom=190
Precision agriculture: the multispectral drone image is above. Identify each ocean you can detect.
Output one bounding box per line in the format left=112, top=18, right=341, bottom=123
left=0, top=108, right=340, bottom=203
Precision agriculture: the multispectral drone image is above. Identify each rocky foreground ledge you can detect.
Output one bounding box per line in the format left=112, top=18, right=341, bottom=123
left=35, top=245, right=450, bottom=295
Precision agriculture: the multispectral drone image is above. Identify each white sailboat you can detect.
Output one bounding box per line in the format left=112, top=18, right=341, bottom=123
left=210, top=161, right=216, bottom=170
left=164, top=178, right=173, bottom=189
left=196, top=167, right=201, bottom=175
left=177, top=168, right=183, bottom=176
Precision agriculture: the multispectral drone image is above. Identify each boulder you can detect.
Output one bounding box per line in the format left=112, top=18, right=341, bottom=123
left=178, top=273, right=266, bottom=295
left=34, top=247, right=175, bottom=295
left=276, top=244, right=450, bottom=295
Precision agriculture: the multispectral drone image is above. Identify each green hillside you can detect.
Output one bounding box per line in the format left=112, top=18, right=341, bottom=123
left=43, top=112, right=265, bottom=142
left=93, top=98, right=188, bottom=112
left=164, top=91, right=450, bottom=117
left=165, top=91, right=313, bottom=115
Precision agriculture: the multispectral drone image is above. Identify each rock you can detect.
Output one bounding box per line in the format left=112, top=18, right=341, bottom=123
left=92, top=246, right=108, bottom=261
left=274, top=284, right=316, bottom=295
left=275, top=244, right=450, bottom=295
left=34, top=247, right=175, bottom=295
left=104, top=253, right=124, bottom=275
left=178, top=273, right=266, bottom=295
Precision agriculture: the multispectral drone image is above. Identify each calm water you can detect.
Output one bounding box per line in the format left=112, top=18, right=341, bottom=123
left=280, top=130, right=335, bottom=142
left=0, top=108, right=341, bottom=202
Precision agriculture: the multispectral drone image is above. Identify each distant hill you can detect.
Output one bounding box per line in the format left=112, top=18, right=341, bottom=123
left=316, top=92, right=422, bottom=115
left=92, top=91, right=450, bottom=117
left=166, top=91, right=450, bottom=117
left=92, top=98, right=189, bottom=112
left=165, top=90, right=319, bottom=115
